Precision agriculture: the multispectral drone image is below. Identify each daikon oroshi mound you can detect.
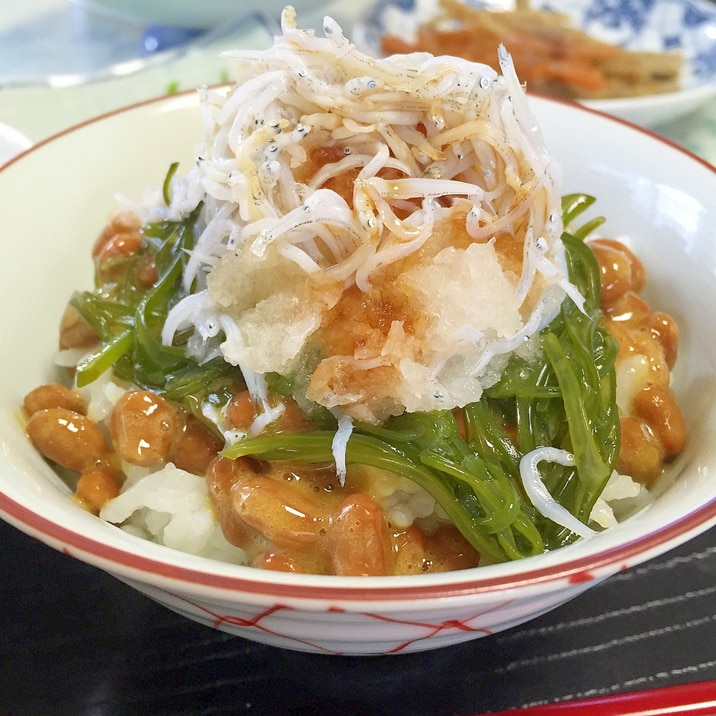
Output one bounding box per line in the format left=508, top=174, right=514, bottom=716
left=160, top=7, right=581, bottom=427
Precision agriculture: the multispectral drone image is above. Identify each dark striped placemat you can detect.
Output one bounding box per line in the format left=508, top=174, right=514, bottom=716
left=1, top=519, right=714, bottom=716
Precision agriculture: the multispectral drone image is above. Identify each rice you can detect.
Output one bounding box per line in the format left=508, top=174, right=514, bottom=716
left=100, top=461, right=247, bottom=562
left=97, top=424, right=644, bottom=557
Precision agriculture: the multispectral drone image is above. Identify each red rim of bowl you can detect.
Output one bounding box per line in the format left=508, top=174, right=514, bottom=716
left=1, top=89, right=715, bottom=603
left=3, top=489, right=715, bottom=601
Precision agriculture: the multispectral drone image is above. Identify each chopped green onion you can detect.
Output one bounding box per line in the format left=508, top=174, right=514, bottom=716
left=162, top=162, right=180, bottom=206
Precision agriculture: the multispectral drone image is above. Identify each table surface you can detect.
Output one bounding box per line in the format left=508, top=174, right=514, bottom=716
left=2, top=518, right=715, bottom=715
left=2, top=2, right=716, bottom=714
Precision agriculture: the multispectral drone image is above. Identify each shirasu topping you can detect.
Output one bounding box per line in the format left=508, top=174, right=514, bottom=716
left=519, top=447, right=596, bottom=538
left=161, top=7, right=582, bottom=431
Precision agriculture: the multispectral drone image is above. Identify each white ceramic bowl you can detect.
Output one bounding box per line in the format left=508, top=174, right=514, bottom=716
left=1, top=91, right=715, bottom=655
left=355, top=0, right=716, bottom=127
left=0, top=122, right=31, bottom=166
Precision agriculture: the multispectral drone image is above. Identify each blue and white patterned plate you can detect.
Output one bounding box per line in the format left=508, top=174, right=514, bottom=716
left=354, top=0, right=716, bottom=127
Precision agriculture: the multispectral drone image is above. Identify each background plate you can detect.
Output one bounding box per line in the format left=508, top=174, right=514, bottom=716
left=355, top=0, right=716, bottom=126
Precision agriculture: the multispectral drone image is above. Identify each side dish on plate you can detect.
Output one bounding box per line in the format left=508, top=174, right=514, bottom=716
left=355, top=0, right=716, bottom=127
left=22, top=8, right=685, bottom=578
left=377, top=0, right=682, bottom=100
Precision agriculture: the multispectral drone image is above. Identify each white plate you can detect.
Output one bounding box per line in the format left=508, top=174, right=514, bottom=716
left=355, top=0, right=716, bottom=127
